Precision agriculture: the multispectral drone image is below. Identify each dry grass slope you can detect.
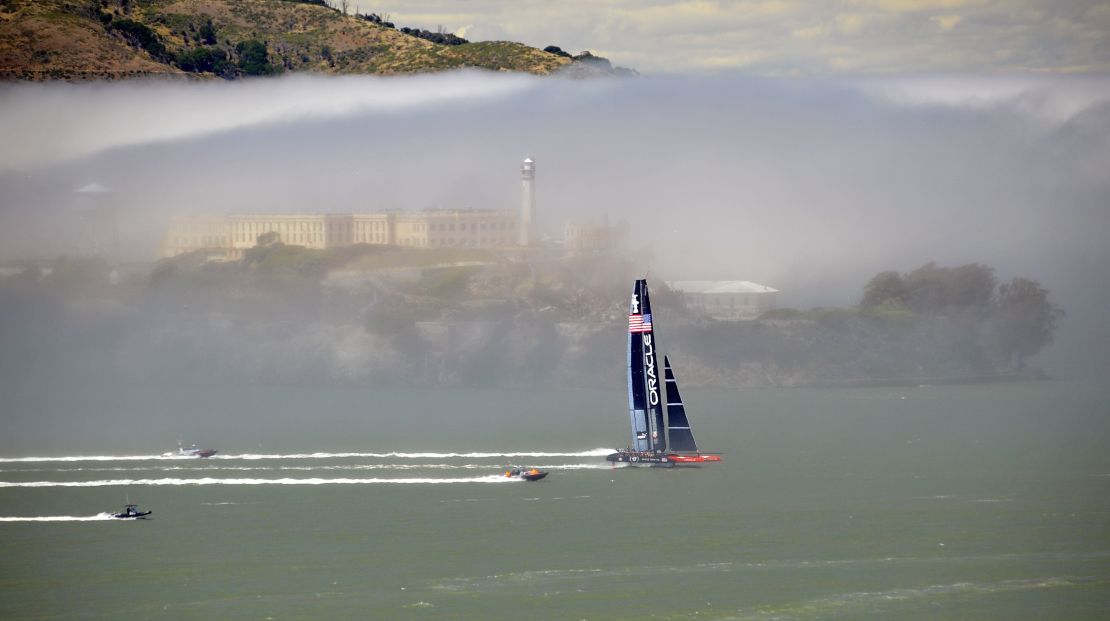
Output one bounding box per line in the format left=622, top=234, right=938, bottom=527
left=0, top=0, right=574, bottom=79
left=0, top=0, right=180, bottom=79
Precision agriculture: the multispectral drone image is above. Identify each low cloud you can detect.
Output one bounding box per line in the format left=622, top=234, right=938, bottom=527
left=0, top=70, right=1108, bottom=392
left=0, top=72, right=537, bottom=172
left=1, top=72, right=1106, bottom=291
left=856, top=74, right=1110, bottom=122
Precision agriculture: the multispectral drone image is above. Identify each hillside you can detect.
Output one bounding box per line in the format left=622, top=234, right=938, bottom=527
left=0, top=0, right=628, bottom=80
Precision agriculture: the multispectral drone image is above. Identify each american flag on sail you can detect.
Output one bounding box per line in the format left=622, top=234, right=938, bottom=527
left=628, top=313, right=652, bottom=333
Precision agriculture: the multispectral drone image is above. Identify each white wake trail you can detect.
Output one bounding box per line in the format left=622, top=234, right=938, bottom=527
left=0, top=475, right=520, bottom=487
left=2, top=463, right=614, bottom=477
left=0, top=455, right=194, bottom=463
left=218, top=449, right=615, bottom=460
left=0, top=513, right=116, bottom=522
left=0, top=448, right=615, bottom=463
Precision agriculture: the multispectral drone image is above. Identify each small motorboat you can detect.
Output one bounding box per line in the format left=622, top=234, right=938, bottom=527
left=503, top=467, right=549, bottom=481
left=166, top=442, right=217, bottom=458
left=111, top=504, right=152, bottom=519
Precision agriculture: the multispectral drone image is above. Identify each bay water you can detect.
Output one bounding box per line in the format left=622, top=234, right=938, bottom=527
left=1, top=382, right=1108, bottom=619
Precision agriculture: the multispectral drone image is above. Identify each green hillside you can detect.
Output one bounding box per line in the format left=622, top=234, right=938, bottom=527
left=0, top=0, right=629, bottom=80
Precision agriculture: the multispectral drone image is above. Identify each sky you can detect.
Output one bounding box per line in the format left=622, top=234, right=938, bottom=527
left=349, top=0, right=1110, bottom=75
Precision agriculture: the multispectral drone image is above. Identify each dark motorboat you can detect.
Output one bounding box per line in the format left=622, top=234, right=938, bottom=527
left=522, top=470, right=548, bottom=481
left=608, top=279, right=722, bottom=467
left=111, top=504, right=152, bottom=519
left=504, top=467, right=549, bottom=481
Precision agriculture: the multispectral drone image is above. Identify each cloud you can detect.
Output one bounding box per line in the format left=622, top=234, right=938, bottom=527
left=930, top=14, right=962, bottom=30
left=853, top=0, right=980, bottom=11
left=792, top=24, right=826, bottom=39
left=834, top=13, right=872, bottom=35
left=857, top=74, right=1110, bottom=122
left=348, top=0, right=1110, bottom=74
left=0, top=72, right=537, bottom=172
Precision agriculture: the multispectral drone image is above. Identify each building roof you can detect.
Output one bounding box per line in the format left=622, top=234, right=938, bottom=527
left=668, top=280, right=779, bottom=294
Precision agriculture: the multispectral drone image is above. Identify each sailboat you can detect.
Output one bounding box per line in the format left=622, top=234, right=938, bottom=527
left=607, top=279, right=722, bottom=466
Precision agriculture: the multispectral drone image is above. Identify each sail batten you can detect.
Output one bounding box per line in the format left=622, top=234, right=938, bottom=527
left=663, top=355, right=699, bottom=453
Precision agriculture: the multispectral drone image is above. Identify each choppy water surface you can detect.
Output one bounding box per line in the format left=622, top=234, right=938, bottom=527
left=1, top=383, right=1108, bottom=620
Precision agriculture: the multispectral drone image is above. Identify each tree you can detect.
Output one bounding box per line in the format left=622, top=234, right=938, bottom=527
left=861, top=270, right=908, bottom=308
left=198, top=19, right=217, bottom=45
left=903, top=262, right=995, bottom=314
left=990, top=277, right=1063, bottom=367
left=944, top=263, right=997, bottom=310
left=543, top=45, right=572, bottom=58
left=236, top=40, right=279, bottom=76
left=110, top=18, right=172, bottom=62
left=176, top=47, right=228, bottom=73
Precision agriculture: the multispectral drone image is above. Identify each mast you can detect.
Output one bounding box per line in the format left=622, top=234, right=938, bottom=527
left=627, top=279, right=666, bottom=453
left=663, top=355, right=698, bottom=453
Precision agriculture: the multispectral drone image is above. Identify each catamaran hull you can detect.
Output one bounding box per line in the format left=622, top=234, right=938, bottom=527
left=606, top=451, right=673, bottom=466
left=606, top=451, right=721, bottom=466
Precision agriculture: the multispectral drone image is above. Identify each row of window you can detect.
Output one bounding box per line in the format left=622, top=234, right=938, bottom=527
left=399, top=238, right=511, bottom=247
left=427, top=221, right=513, bottom=232
left=171, top=218, right=518, bottom=252
left=177, top=220, right=516, bottom=243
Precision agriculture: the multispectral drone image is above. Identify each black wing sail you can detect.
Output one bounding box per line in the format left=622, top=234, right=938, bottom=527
left=663, top=355, right=698, bottom=453
left=627, top=279, right=666, bottom=453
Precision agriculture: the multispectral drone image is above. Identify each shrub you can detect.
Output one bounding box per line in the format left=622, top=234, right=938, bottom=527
left=398, top=27, right=467, bottom=46
left=110, top=19, right=172, bottom=62
left=176, top=47, right=229, bottom=73
left=236, top=40, right=280, bottom=76
left=198, top=19, right=217, bottom=45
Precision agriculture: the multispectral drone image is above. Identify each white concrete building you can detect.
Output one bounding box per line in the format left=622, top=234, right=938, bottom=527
left=160, top=209, right=517, bottom=260
left=669, top=280, right=780, bottom=320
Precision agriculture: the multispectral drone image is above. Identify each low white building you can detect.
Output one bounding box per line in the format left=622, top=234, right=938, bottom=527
left=668, top=280, right=779, bottom=321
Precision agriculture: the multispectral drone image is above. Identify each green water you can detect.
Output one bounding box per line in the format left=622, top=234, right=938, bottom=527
left=1, top=382, right=1109, bottom=620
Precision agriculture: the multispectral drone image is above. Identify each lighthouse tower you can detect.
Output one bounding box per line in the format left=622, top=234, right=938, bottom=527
left=519, top=157, right=536, bottom=246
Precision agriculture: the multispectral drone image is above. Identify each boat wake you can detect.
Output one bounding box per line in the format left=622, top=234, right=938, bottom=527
left=0, top=475, right=523, bottom=487
left=3, top=462, right=612, bottom=474
left=0, top=513, right=116, bottom=521
left=0, top=448, right=616, bottom=463
left=722, top=576, right=1104, bottom=620
left=430, top=551, right=1110, bottom=593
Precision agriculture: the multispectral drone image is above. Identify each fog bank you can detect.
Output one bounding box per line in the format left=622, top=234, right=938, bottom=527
left=1, top=72, right=1107, bottom=378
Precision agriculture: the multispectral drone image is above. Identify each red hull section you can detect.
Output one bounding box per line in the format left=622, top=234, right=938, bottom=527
left=665, top=454, right=721, bottom=463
